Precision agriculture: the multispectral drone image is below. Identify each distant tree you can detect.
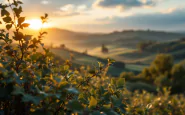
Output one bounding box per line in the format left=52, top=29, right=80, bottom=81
left=137, top=42, right=146, bottom=52
left=82, top=49, right=88, bottom=55
left=140, top=54, right=173, bottom=84
left=60, top=44, right=65, bottom=49
left=137, top=41, right=156, bottom=52
left=141, top=68, right=154, bottom=83
left=171, top=64, right=185, bottom=79
left=101, top=44, right=109, bottom=53
left=152, top=54, right=173, bottom=74
left=171, top=64, right=185, bottom=94
left=120, top=72, right=134, bottom=81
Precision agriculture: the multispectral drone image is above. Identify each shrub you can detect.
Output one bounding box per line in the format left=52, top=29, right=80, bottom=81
left=0, top=1, right=125, bottom=114
left=152, top=54, right=173, bottom=74
left=120, top=72, right=134, bottom=81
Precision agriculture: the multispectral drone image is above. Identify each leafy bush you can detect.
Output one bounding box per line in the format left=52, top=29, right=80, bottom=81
left=120, top=72, right=134, bottom=81
left=0, top=1, right=125, bottom=114
left=137, top=41, right=156, bottom=52
left=139, top=54, right=185, bottom=94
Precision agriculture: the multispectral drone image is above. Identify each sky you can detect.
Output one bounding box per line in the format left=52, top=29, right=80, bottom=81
left=1, top=0, right=185, bottom=32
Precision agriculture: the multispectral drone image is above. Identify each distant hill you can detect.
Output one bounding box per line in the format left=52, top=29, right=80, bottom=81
left=25, top=28, right=184, bottom=51
left=50, top=48, right=138, bottom=77
left=25, top=28, right=185, bottom=68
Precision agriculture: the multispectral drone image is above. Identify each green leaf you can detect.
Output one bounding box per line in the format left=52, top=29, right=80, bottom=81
left=3, top=16, right=12, bottom=23
left=92, top=111, right=101, bottom=115
left=108, top=58, right=115, bottom=65
left=116, top=78, right=125, bottom=89
left=100, top=107, right=117, bottom=115
left=67, top=100, right=84, bottom=112
left=22, top=94, right=41, bottom=105
left=100, top=86, right=105, bottom=94
left=111, top=79, right=116, bottom=85
left=98, top=62, right=103, bottom=70
left=12, top=85, right=25, bottom=95
left=6, top=24, right=12, bottom=30
left=89, top=96, right=97, bottom=109
left=111, top=96, right=122, bottom=107
left=104, top=111, right=118, bottom=115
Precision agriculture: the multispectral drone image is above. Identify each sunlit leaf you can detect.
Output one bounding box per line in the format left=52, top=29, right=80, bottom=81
left=18, top=17, right=25, bottom=25
left=89, top=96, right=97, bottom=108
left=22, top=23, right=30, bottom=28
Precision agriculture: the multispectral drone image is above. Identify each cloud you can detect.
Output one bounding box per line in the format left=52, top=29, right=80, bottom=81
left=77, top=5, right=87, bottom=11
left=94, top=0, right=156, bottom=10
left=73, top=8, right=185, bottom=32
left=60, top=4, right=75, bottom=12
left=109, top=8, right=185, bottom=30
left=53, top=4, right=88, bottom=17
left=2, top=0, right=23, bottom=4
left=41, top=0, right=50, bottom=5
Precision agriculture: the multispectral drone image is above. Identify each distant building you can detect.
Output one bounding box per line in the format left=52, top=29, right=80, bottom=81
left=101, top=44, right=109, bottom=53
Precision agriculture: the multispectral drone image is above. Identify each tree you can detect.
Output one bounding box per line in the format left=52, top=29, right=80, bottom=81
left=137, top=41, right=156, bottom=52
left=60, top=44, right=65, bottom=49
left=137, top=42, right=147, bottom=51
left=120, top=72, right=134, bottom=81
left=82, top=49, right=88, bottom=55
left=171, top=64, right=185, bottom=94
left=139, top=54, right=173, bottom=85
left=101, top=44, right=109, bottom=53
left=152, top=54, right=173, bottom=75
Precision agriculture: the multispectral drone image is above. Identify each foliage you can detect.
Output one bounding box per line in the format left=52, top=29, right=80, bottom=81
left=124, top=88, right=185, bottom=115
left=139, top=54, right=185, bottom=94
left=120, top=72, right=134, bottom=81
left=152, top=54, right=173, bottom=74
left=137, top=41, right=156, bottom=52
left=101, top=44, right=109, bottom=53
left=0, top=1, right=184, bottom=115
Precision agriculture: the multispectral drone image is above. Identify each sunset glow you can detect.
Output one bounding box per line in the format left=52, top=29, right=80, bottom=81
left=25, top=19, right=50, bottom=30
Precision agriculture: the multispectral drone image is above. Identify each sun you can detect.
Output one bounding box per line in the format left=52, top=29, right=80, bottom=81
left=25, top=19, right=49, bottom=30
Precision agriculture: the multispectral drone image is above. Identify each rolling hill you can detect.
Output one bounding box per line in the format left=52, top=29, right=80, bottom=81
left=26, top=28, right=185, bottom=74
